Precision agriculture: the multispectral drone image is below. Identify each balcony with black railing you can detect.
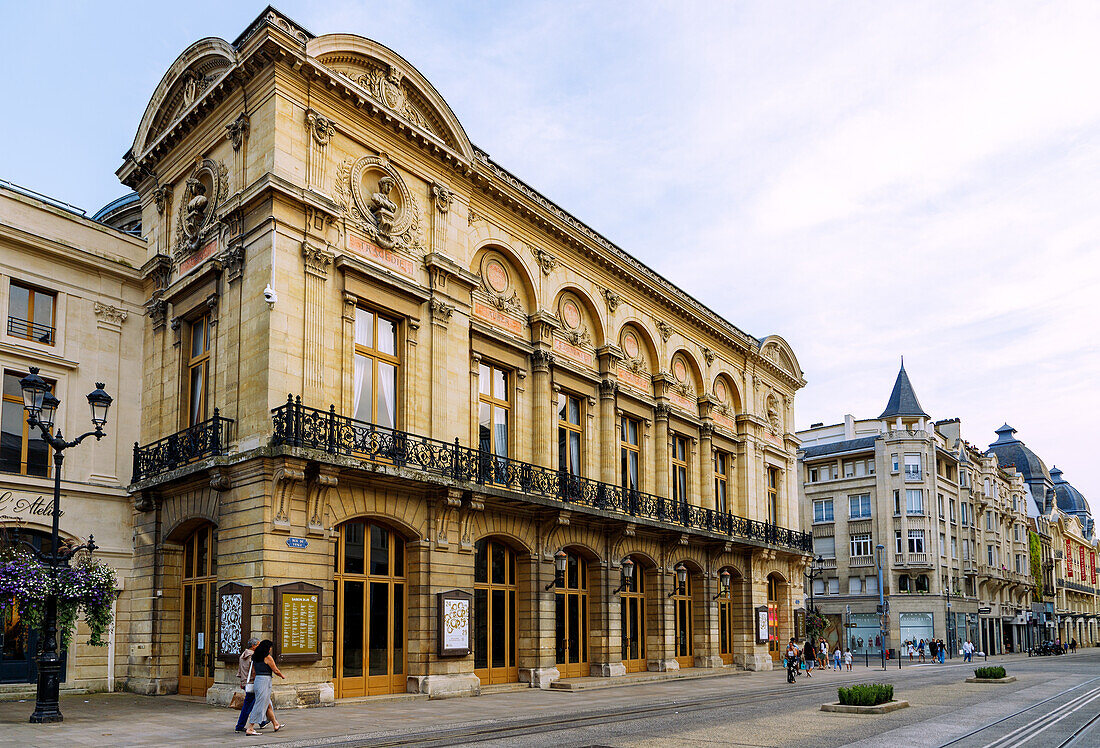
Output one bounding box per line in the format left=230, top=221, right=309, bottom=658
left=131, top=409, right=233, bottom=483
left=7, top=316, right=54, bottom=345
left=270, top=396, right=813, bottom=554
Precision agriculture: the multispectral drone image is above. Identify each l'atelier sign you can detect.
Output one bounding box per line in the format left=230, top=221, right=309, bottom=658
left=0, top=491, right=64, bottom=519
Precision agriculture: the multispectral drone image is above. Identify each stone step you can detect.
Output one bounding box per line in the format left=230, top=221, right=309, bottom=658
left=550, top=666, right=747, bottom=692
left=0, top=686, right=91, bottom=702
left=479, top=682, right=530, bottom=696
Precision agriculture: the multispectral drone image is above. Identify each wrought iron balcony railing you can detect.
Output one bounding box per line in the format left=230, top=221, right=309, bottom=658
left=7, top=316, right=54, bottom=345
left=271, top=396, right=813, bottom=554
left=132, top=409, right=233, bottom=482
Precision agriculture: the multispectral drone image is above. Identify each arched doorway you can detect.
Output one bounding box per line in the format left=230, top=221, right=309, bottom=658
left=473, top=538, right=518, bottom=685
left=672, top=568, right=694, bottom=669
left=767, top=574, right=782, bottom=662
left=620, top=556, right=647, bottom=673
left=334, top=520, right=406, bottom=697
left=555, top=549, right=588, bottom=678
left=717, top=567, right=742, bottom=666
left=0, top=528, right=65, bottom=684
left=179, top=523, right=217, bottom=696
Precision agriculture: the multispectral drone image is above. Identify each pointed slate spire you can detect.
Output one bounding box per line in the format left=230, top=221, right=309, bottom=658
left=878, top=357, right=930, bottom=419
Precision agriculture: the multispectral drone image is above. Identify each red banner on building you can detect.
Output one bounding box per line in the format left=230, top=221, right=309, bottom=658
left=1067, top=539, right=1073, bottom=577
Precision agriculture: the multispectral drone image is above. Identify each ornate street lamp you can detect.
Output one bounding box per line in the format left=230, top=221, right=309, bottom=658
left=668, top=562, right=688, bottom=598
left=18, top=367, right=112, bottom=723
left=545, top=548, right=569, bottom=590
left=713, top=568, right=732, bottom=600
left=804, top=555, right=825, bottom=613
left=613, top=556, right=635, bottom=594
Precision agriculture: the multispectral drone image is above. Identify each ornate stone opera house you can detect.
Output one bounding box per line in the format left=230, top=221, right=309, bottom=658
left=111, top=8, right=811, bottom=704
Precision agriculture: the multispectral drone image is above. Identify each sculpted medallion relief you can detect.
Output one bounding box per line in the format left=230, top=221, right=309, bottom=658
left=477, top=252, right=523, bottom=315
left=557, top=294, right=591, bottom=347
left=174, top=157, right=229, bottom=258
left=335, top=154, right=423, bottom=252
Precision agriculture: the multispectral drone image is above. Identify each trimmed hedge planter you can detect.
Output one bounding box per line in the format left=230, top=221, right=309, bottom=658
left=822, top=683, right=910, bottom=713
left=966, top=666, right=1016, bottom=684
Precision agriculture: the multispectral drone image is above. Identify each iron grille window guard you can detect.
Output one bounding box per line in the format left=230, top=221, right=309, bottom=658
left=132, top=409, right=233, bottom=482
left=270, top=396, right=813, bottom=554
left=7, top=316, right=54, bottom=345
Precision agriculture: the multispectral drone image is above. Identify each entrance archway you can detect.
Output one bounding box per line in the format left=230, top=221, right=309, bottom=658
left=0, top=528, right=66, bottom=684
left=333, top=520, right=407, bottom=697
left=473, top=538, right=518, bottom=684
left=179, top=523, right=217, bottom=696
left=671, top=568, right=694, bottom=668
left=619, top=555, right=648, bottom=673
left=555, top=549, right=589, bottom=678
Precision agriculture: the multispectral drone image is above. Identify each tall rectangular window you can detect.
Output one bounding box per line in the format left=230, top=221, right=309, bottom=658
left=907, top=530, right=925, bottom=554
left=7, top=281, right=56, bottom=345
left=985, top=510, right=994, bottom=530
left=951, top=537, right=957, bottom=558
left=186, top=314, right=210, bottom=426
left=671, top=435, right=688, bottom=503
left=714, top=450, right=730, bottom=514
left=814, top=535, right=835, bottom=558
left=354, top=308, right=399, bottom=429
left=813, top=498, right=834, bottom=523
left=906, top=489, right=924, bottom=515
left=893, top=490, right=901, bottom=515
left=895, top=530, right=903, bottom=554
left=620, top=416, right=640, bottom=492
left=904, top=453, right=921, bottom=480
left=848, top=493, right=871, bottom=519
left=1, top=370, right=52, bottom=476
left=767, top=467, right=779, bottom=525
left=478, top=362, right=510, bottom=461
left=891, top=453, right=899, bottom=473
left=557, top=393, right=583, bottom=476
left=938, top=494, right=945, bottom=519
left=950, top=499, right=957, bottom=524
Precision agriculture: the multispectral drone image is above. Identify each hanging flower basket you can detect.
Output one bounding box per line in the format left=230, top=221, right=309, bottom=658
left=0, top=550, right=117, bottom=648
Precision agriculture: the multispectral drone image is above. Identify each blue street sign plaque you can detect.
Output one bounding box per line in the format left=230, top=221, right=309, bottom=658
left=286, top=537, right=308, bottom=549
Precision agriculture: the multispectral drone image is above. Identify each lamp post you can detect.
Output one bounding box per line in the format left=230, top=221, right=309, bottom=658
left=18, top=367, right=112, bottom=723
left=804, top=555, right=825, bottom=613
left=875, top=543, right=887, bottom=670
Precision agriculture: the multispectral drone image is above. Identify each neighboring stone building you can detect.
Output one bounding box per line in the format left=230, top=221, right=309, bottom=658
left=797, top=362, right=1032, bottom=658
left=0, top=180, right=145, bottom=692
left=120, top=9, right=810, bottom=706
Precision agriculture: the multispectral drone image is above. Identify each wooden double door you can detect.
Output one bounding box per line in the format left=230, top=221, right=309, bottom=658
left=473, top=539, right=518, bottom=684
left=179, top=524, right=217, bottom=696
left=620, top=560, right=647, bottom=673
left=555, top=551, right=589, bottom=678
left=333, top=521, right=407, bottom=697
left=671, top=573, right=695, bottom=668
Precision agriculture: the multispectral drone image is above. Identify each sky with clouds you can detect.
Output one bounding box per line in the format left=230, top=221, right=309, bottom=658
left=2, top=1, right=1097, bottom=515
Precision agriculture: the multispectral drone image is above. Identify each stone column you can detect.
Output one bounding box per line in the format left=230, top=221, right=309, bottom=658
left=529, top=350, right=554, bottom=468
left=647, top=564, right=679, bottom=671
left=699, top=422, right=715, bottom=510
left=598, top=379, right=618, bottom=485
left=588, top=561, right=625, bottom=676
left=301, top=241, right=333, bottom=408
left=519, top=551, right=560, bottom=687
left=654, top=402, right=671, bottom=500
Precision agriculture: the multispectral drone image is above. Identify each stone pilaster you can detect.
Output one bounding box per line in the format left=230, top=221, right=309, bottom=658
left=305, top=109, right=335, bottom=195
left=699, top=422, right=715, bottom=510
left=588, top=561, right=626, bottom=676
left=301, top=242, right=333, bottom=408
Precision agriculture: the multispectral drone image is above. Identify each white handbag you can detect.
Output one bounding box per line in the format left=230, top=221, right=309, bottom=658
left=244, top=662, right=254, bottom=694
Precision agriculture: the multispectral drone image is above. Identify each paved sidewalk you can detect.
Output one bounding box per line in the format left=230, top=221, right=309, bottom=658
left=0, top=651, right=1046, bottom=747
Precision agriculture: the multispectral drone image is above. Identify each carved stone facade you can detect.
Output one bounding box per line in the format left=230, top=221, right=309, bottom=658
left=117, top=8, right=808, bottom=707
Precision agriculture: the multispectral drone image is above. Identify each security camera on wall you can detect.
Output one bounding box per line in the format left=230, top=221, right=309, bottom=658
left=263, top=284, right=277, bottom=308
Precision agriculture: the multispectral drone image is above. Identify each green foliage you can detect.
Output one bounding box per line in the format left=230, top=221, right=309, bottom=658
left=806, top=610, right=830, bottom=640
left=974, top=666, right=1006, bottom=679
left=838, top=683, right=894, bottom=706
left=1029, top=531, right=1043, bottom=602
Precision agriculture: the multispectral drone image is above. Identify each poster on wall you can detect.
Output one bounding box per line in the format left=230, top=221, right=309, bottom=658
left=437, top=590, right=473, bottom=657
left=273, top=582, right=323, bottom=662
left=218, top=583, right=252, bottom=663
left=755, top=605, right=770, bottom=644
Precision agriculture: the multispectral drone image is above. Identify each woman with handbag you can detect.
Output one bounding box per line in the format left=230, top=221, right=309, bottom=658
left=245, top=639, right=286, bottom=736
left=235, top=638, right=279, bottom=733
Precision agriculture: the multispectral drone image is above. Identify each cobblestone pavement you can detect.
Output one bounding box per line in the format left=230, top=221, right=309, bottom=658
left=0, top=650, right=1093, bottom=747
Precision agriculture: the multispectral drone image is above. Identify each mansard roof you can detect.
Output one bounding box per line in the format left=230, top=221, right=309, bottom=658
left=878, top=360, right=929, bottom=419
left=986, top=424, right=1052, bottom=485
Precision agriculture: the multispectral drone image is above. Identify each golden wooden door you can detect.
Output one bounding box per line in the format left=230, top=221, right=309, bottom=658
left=555, top=551, right=588, bottom=678
left=620, top=559, right=647, bottom=673
left=179, top=524, right=217, bottom=696
left=768, top=575, right=781, bottom=662
left=334, top=521, right=407, bottom=698
left=718, top=591, right=735, bottom=665
left=672, top=573, right=694, bottom=669
left=473, top=539, right=518, bottom=685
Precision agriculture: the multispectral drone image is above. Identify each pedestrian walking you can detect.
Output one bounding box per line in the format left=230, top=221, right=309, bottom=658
left=785, top=638, right=800, bottom=684
left=938, top=639, right=945, bottom=663
left=844, top=648, right=853, bottom=671
left=929, top=639, right=938, bottom=662
left=907, top=641, right=914, bottom=662
left=244, top=639, right=286, bottom=736
left=803, top=640, right=815, bottom=677
left=820, top=639, right=829, bottom=667
left=917, top=638, right=925, bottom=663
left=963, top=639, right=973, bottom=663
left=833, top=646, right=842, bottom=671
left=1071, top=638, right=1077, bottom=654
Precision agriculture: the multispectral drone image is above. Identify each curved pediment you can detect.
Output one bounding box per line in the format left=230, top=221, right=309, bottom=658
left=308, top=34, right=473, bottom=159
left=132, top=38, right=237, bottom=158
left=759, top=334, right=804, bottom=382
